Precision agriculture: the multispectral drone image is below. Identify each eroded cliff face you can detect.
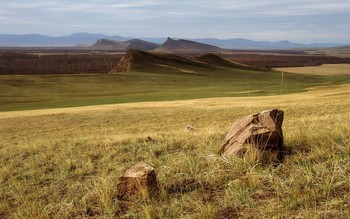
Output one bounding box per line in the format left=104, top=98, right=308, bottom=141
left=110, top=49, right=141, bottom=73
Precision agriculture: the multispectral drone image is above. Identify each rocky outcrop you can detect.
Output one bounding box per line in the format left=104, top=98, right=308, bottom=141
left=219, top=109, right=284, bottom=162
left=116, top=161, right=159, bottom=200
left=110, top=49, right=140, bottom=72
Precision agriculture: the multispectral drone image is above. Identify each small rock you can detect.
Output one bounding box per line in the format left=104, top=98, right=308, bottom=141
left=219, top=109, right=284, bottom=162
left=186, top=124, right=195, bottom=131
left=116, top=161, right=159, bottom=200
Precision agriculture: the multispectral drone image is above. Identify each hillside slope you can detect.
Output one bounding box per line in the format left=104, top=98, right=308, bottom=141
left=153, top=37, right=224, bottom=53
left=90, top=39, right=128, bottom=51
left=125, top=39, right=160, bottom=50
left=194, top=53, right=263, bottom=70
left=110, top=49, right=259, bottom=73
left=90, top=38, right=160, bottom=51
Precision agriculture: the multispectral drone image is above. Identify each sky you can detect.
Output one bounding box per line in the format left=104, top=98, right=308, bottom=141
left=1, top=0, right=350, bottom=43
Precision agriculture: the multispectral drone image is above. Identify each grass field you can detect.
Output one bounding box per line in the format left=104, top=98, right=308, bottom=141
left=1, top=80, right=350, bottom=218
left=1, top=62, right=350, bottom=218
left=274, top=63, right=350, bottom=76
left=1, top=67, right=349, bottom=112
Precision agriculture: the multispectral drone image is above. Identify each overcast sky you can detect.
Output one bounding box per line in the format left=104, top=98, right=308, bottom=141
left=1, top=0, right=349, bottom=43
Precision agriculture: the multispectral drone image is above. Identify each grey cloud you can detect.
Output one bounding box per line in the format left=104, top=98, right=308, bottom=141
left=0, top=0, right=349, bottom=42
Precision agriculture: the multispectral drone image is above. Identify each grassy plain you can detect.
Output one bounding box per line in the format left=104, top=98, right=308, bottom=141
left=1, top=66, right=349, bottom=112
left=1, top=77, right=350, bottom=218
left=274, top=63, right=350, bottom=76
left=1, top=60, right=350, bottom=218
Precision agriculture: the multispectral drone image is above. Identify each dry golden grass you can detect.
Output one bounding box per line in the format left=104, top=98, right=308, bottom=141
left=274, top=63, right=350, bottom=76
left=0, top=82, right=349, bottom=218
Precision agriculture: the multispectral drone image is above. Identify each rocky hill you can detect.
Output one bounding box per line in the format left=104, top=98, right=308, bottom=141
left=110, top=49, right=258, bottom=73
left=90, top=39, right=128, bottom=51
left=90, top=39, right=160, bottom=51
left=125, top=39, right=160, bottom=51
left=153, top=37, right=224, bottom=53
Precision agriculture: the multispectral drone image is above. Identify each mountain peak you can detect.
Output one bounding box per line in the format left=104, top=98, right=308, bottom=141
left=163, top=37, right=176, bottom=45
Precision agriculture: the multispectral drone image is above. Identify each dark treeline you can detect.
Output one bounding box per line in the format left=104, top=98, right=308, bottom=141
left=223, top=54, right=350, bottom=68
left=1, top=51, right=350, bottom=74
left=0, top=52, right=122, bottom=74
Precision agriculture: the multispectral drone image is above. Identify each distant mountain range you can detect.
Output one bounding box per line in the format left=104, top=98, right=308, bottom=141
left=0, top=33, right=129, bottom=47
left=0, top=32, right=348, bottom=49
left=191, top=38, right=347, bottom=50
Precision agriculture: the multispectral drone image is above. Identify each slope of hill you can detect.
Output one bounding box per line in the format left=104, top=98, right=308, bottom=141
left=110, top=49, right=257, bottom=73
left=90, top=39, right=160, bottom=51
left=153, top=37, right=223, bottom=53
left=111, top=49, right=209, bottom=73
left=125, top=39, right=160, bottom=50
left=194, top=53, right=262, bottom=70
left=90, top=39, right=128, bottom=51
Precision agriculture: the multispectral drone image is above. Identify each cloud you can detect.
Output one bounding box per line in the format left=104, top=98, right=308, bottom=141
left=0, top=0, right=349, bottom=42
left=196, top=1, right=350, bottom=20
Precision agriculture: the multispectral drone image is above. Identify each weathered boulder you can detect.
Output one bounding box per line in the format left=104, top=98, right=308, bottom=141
left=219, top=109, right=284, bottom=162
left=116, top=161, right=159, bottom=200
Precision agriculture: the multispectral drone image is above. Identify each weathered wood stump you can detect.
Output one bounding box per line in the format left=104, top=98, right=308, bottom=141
left=116, top=161, right=159, bottom=200
left=219, top=109, right=284, bottom=162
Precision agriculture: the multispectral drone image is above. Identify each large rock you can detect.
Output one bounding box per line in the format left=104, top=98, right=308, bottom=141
left=219, top=109, right=284, bottom=162
left=116, top=161, right=159, bottom=200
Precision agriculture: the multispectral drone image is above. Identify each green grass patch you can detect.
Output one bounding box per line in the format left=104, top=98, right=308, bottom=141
left=1, top=67, right=348, bottom=111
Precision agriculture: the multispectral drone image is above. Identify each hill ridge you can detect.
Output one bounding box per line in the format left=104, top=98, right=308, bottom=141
left=110, top=49, right=259, bottom=73
left=153, top=37, right=224, bottom=53
left=112, top=49, right=153, bottom=72
left=90, top=38, right=160, bottom=51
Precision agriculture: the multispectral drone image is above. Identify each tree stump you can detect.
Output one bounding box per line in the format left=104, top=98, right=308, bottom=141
left=116, top=161, right=159, bottom=200
left=219, top=109, right=284, bottom=162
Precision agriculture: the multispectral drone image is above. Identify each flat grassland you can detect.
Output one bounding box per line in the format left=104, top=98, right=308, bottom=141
left=1, top=68, right=349, bottom=112
left=274, top=63, right=350, bottom=76
left=1, top=65, right=350, bottom=217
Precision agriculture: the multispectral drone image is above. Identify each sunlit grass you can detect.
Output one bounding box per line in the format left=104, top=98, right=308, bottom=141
left=274, top=63, right=350, bottom=76
left=0, top=82, right=349, bottom=218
